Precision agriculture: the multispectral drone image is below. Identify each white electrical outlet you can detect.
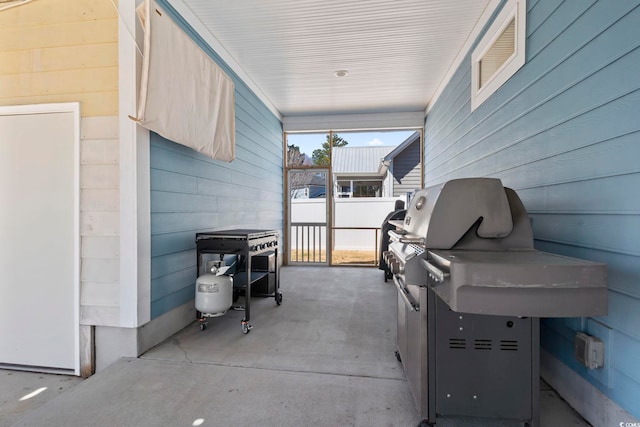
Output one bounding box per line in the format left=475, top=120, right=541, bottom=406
left=575, top=332, right=605, bottom=369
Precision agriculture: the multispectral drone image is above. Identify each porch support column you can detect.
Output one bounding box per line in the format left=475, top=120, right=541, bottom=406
left=119, top=0, right=151, bottom=328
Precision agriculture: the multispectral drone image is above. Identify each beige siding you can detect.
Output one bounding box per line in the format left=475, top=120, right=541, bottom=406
left=0, top=0, right=118, bottom=117
left=0, top=0, right=121, bottom=327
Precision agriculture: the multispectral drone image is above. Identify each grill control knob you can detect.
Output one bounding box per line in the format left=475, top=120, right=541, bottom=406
left=386, top=254, right=396, bottom=267
left=391, top=261, right=404, bottom=275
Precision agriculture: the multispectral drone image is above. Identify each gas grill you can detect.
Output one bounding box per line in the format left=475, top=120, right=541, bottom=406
left=382, top=178, right=607, bottom=426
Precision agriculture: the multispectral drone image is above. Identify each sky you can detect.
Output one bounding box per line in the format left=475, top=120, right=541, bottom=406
left=286, top=130, right=416, bottom=159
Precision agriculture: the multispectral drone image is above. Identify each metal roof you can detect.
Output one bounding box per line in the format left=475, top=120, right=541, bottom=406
left=332, top=146, right=396, bottom=175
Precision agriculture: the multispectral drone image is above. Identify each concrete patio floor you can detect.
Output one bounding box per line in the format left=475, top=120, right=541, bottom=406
left=1, top=266, right=590, bottom=426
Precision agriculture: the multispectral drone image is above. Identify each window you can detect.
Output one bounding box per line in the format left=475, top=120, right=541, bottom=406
left=335, top=180, right=383, bottom=197
left=353, top=181, right=382, bottom=197
left=471, top=0, right=526, bottom=110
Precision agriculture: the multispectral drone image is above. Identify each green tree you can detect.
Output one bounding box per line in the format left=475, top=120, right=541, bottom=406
left=312, top=134, right=348, bottom=166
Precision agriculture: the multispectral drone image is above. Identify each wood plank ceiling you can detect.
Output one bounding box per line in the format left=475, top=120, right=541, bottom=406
left=171, top=0, right=493, bottom=117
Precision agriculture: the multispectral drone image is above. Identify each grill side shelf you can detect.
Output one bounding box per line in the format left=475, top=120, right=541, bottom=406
left=425, top=249, right=607, bottom=317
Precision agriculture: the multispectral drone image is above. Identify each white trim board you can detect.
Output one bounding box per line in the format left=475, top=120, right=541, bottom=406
left=283, top=111, right=425, bottom=133
left=118, top=0, right=151, bottom=327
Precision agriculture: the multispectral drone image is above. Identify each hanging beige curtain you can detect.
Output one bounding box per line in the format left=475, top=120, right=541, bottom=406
left=133, top=0, right=235, bottom=162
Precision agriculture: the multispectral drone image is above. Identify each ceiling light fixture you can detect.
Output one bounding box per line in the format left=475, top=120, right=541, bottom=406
left=334, top=70, right=349, bottom=77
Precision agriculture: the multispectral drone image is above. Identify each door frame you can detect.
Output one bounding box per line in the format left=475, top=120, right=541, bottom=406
left=285, top=168, right=331, bottom=265
left=0, top=102, right=80, bottom=375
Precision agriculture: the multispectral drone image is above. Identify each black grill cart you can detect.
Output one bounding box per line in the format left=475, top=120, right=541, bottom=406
left=195, top=229, right=281, bottom=333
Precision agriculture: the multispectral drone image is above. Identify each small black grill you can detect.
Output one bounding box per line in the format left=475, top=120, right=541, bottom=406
left=195, top=229, right=282, bottom=334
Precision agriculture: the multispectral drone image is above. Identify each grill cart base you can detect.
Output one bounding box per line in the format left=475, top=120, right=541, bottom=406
left=196, top=229, right=281, bottom=334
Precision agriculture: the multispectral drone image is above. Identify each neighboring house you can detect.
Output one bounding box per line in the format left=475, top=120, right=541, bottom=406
left=293, top=132, right=420, bottom=199
left=332, top=132, right=421, bottom=198
left=1, top=0, right=639, bottom=424
left=332, top=145, right=396, bottom=197
left=380, top=131, right=422, bottom=197
left=290, top=172, right=327, bottom=199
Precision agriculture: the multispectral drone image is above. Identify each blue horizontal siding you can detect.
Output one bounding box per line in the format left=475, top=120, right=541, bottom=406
left=494, top=132, right=640, bottom=195
left=151, top=286, right=195, bottom=321
left=535, top=241, right=640, bottom=300
left=613, top=332, right=640, bottom=387
left=426, top=1, right=640, bottom=179
left=527, top=1, right=596, bottom=59
left=531, top=212, right=640, bottom=256
left=427, top=51, right=640, bottom=182
left=424, top=0, right=640, bottom=418
left=151, top=250, right=196, bottom=280
left=151, top=231, right=194, bottom=258
left=149, top=2, right=284, bottom=320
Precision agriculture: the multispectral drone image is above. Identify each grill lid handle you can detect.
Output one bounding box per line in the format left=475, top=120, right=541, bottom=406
left=421, top=259, right=449, bottom=283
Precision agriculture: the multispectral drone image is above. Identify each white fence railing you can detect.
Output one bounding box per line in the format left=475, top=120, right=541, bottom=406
left=290, top=197, right=403, bottom=251
left=290, top=222, right=327, bottom=263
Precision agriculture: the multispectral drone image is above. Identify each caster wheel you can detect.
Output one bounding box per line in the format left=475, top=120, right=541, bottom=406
left=275, top=292, right=283, bottom=305
left=395, top=350, right=402, bottom=363
left=241, top=319, right=252, bottom=334
left=199, top=322, right=207, bottom=331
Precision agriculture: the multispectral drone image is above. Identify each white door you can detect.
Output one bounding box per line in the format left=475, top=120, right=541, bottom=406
left=0, top=104, right=80, bottom=374
left=287, top=169, right=330, bottom=264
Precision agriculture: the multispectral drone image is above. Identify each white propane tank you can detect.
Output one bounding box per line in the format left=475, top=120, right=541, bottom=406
left=195, top=265, right=233, bottom=317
